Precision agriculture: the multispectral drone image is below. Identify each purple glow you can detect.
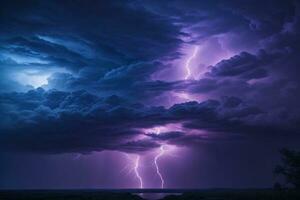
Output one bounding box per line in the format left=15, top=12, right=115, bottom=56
left=2, top=0, right=299, bottom=191
left=184, top=46, right=199, bottom=80
left=140, top=46, right=203, bottom=188
left=170, top=45, right=201, bottom=104
left=122, top=153, right=144, bottom=188
left=143, top=125, right=182, bottom=188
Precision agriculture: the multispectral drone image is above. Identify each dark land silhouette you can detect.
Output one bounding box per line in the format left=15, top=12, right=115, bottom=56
left=0, top=189, right=300, bottom=200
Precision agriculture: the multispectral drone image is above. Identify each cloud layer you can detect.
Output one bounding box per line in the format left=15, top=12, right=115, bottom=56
left=1, top=0, right=300, bottom=154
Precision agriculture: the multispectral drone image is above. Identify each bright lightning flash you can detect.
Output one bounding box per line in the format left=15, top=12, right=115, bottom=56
left=153, top=128, right=166, bottom=188
left=184, top=46, right=199, bottom=80
left=122, top=153, right=144, bottom=188
left=154, top=145, right=165, bottom=188
left=134, top=155, right=143, bottom=188
left=173, top=45, right=199, bottom=103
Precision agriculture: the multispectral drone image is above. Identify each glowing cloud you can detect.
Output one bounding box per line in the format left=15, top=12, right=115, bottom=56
left=14, top=69, right=51, bottom=88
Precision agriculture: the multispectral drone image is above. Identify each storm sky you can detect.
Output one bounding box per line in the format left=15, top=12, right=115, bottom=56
left=1, top=0, right=300, bottom=189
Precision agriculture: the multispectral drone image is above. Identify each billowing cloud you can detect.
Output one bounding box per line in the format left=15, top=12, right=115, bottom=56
left=0, top=0, right=300, bottom=155
left=1, top=87, right=298, bottom=154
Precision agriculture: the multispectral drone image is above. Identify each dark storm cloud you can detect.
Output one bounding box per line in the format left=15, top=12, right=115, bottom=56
left=133, top=0, right=295, bottom=45
left=0, top=0, right=182, bottom=93
left=207, top=52, right=268, bottom=79
left=182, top=0, right=300, bottom=121
left=184, top=48, right=300, bottom=134
left=0, top=88, right=162, bottom=153
left=222, top=0, right=295, bottom=33
left=1, top=0, right=300, bottom=155
left=2, top=36, right=89, bottom=70
left=1, top=88, right=298, bottom=154
left=120, top=140, right=161, bottom=153
left=0, top=0, right=182, bottom=63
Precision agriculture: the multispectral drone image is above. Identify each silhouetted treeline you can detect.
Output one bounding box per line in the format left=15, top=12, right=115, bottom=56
left=274, top=148, right=300, bottom=189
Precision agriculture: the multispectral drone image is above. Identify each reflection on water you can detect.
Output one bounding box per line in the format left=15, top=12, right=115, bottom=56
left=136, top=193, right=181, bottom=200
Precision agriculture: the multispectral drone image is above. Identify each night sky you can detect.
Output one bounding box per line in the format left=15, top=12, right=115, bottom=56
left=1, top=0, right=300, bottom=189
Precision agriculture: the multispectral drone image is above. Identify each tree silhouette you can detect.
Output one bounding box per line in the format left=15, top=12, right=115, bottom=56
left=274, top=148, right=300, bottom=189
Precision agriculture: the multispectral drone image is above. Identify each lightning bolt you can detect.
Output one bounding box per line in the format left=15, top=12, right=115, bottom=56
left=134, top=155, right=143, bottom=188
left=174, top=45, right=199, bottom=103
left=154, top=145, right=165, bottom=188
left=153, top=128, right=166, bottom=188
left=184, top=46, right=199, bottom=80
left=121, top=153, right=144, bottom=188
